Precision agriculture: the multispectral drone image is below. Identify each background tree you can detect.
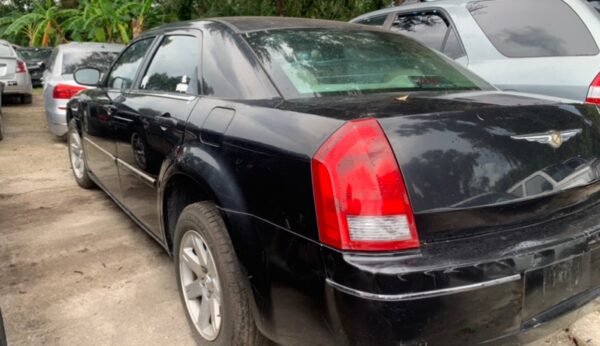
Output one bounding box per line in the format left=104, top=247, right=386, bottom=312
left=0, top=0, right=392, bottom=47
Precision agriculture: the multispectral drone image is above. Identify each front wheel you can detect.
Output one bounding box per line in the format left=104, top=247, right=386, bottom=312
left=174, top=202, right=268, bottom=346
left=67, top=119, right=94, bottom=189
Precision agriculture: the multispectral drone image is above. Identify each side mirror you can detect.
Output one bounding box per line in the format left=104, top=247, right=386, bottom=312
left=74, top=67, right=101, bottom=87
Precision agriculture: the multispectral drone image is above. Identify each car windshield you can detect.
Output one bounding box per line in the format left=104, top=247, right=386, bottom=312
left=0, top=44, right=14, bottom=58
left=62, top=50, right=119, bottom=75
left=245, top=28, right=492, bottom=98
left=18, top=48, right=51, bottom=61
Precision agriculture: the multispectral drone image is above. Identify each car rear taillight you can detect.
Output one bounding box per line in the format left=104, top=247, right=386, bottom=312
left=311, top=118, right=419, bottom=252
left=586, top=73, right=600, bottom=105
left=16, top=60, right=26, bottom=73
left=52, top=84, right=87, bottom=99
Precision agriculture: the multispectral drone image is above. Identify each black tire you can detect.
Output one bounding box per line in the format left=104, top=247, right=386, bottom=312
left=174, top=202, right=269, bottom=346
left=67, top=119, right=95, bottom=189
left=0, top=114, right=4, bottom=141
left=21, top=94, right=32, bottom=104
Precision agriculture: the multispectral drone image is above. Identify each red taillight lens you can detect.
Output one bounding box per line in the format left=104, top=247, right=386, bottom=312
left=586, top=73, right=600, bottom=105
left=311, top=118, right=419, bottom=252
left=16, top=60, right=26, bottom=73
left=52, top=84, right=87, bottom=99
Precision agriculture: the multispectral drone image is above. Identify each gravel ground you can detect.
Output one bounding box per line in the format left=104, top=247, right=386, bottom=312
left=0, top=91, right=598, bottom=345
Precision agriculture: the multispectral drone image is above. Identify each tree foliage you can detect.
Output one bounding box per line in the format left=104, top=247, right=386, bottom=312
left=0, top=0, right=391, bottom=47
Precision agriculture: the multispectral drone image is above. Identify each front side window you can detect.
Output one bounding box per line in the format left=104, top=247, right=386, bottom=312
left=62, top=50, right=120, bottom=75
left=140, top=35, right=200, bottom=94
left=391, top=12, right=466, bottom=59
left=245, top=28, right=491, bottom=98
left=468, top=0, right=599, bottom=57
left=107, top=38, right=153, bottom=90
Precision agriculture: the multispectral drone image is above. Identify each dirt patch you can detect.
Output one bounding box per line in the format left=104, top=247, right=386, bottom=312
left=0, top=93, right=195, bottom=345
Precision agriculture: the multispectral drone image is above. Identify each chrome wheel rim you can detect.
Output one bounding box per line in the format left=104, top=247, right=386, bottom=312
left=179, top=230, right=222, bottom=341
left=69, top=130, right=84, bottom=179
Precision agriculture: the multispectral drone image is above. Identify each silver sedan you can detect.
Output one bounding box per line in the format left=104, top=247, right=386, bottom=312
left=0, top=40, right=33, bottom=104
left=43, top=42, right=123, bottom=137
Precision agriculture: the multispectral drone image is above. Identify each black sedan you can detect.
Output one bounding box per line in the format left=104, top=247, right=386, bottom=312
left=65, top=17, right=600, bottom=345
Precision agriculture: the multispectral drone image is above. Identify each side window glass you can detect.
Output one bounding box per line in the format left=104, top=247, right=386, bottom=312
left=391, top=13, right=449, bottom=51
left=468, top=0, right=599, bottom=57
left=356, top=15, right=388, bottom=27
left=525, top=175, right=553, bottom=196
left=391, top=12, right=465, bottom=59
left=47, top=48, right=58, bottom=73
left=140, top=35, right=200, bottom=94
left=107, top=38, right=153, bottom=90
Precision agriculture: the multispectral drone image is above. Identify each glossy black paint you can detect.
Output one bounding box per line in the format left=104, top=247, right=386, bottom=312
left=67, top=18, right=600, bottom=345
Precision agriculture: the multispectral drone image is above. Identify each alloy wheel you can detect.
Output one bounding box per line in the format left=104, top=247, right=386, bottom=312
left=69, top=130, right=85, bottom=179
left=179, top=230, right=223, bottom=341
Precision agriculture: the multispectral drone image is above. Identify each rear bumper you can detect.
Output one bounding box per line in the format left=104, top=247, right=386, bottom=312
left=321, top=203, right=600, bottom=345
left=325, top=253, right=599, bottom=345
left=45, top=107, right=67, bottom=136
left=0, top=74, right=32, bottom=95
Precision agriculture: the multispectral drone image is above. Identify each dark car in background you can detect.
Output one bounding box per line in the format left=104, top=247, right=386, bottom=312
left=16, top=47, right=52, bottom=87
left=66, top=17, right=600, bottom=345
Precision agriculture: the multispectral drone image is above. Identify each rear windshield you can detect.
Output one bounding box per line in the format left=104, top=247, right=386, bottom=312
left=0, top=44, right=14, bottom=58
left=18, top=48, right=51, bottom=61
left=62, top=50, right=119, bottom=75
left=244, top=29, right=492, bottom=98
left=468, top=0, right=599, bottom=58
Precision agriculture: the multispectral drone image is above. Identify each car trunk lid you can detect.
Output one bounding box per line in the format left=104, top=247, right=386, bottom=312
left=279, top=91, right=600, bottom=241
left=0, top=57, right=16, bottom=79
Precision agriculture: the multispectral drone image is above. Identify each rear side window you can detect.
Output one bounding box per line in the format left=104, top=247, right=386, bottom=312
left=140, top=35, right=200, bottom=94
left=62, top=50, right=120, bottom=75
left=391, top=12, right=466, bottom=59
left=0, top=44, right=14, bottom=57
left=356, top=15, right=388, bottom=26
left=468, top=0, right=599, bottom=57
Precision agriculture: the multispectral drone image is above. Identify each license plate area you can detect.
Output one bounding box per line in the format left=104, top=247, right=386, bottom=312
left=523, top=246, right=598, bottom=320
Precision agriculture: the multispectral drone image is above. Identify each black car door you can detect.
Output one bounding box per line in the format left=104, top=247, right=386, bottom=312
left=82, top=37, right=155, bottom=200
left=115, top=32, right=202, bottom=240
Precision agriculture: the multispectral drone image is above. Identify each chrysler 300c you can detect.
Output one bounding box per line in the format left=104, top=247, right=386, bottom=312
left=65, top=17, right=600, bottom=345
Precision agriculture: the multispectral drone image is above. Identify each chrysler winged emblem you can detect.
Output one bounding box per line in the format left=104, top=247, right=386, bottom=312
left=510, top=129, right=582, bottom=149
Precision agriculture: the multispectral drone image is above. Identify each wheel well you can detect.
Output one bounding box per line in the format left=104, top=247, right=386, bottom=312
left=163, top=174, right=214, bottom=252
left=65, top=108, right=72, bottom=125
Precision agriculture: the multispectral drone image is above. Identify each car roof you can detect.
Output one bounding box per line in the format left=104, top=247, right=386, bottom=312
left=142, top=16, right=378, bottom=36
left=351, top=0, right=467, bottom=22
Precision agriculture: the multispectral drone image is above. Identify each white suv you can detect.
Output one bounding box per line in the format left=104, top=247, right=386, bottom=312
left=352, top=0, right=600, bottom=104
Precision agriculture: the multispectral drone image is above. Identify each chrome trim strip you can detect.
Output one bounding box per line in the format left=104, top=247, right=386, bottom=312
left=326, top=274, right=522, bottom=302
left=117, top=158, right=156, bottom=185
left=112, top=115, right=133, bottom=123
left=128, top=90, right=196, bottom=101
left=83, top=137, right=115, bottom=160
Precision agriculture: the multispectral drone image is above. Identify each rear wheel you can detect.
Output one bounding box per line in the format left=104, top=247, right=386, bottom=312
left=0, top=114, right=4, bottom=141
left=68, top=119, right=94, bottom=189
left=174, top=202, right=268, bottom=346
